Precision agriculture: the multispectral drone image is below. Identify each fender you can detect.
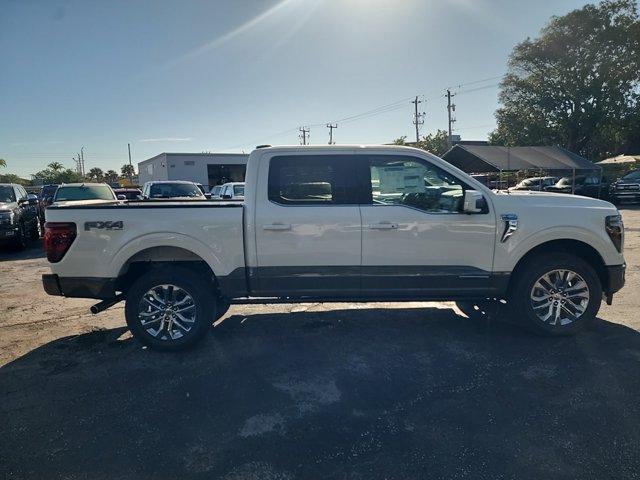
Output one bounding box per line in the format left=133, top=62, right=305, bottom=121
left=494, top=225, right=616, bottom=273
left=110, top=231, right=235, bottom=279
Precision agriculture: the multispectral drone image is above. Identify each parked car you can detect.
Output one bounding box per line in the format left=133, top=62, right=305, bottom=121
left=53, top=183, right=118, bottom=205
left=42, top=145, right=626, bottom=351
left=545, top=175, right=608, bottom=199
left=509, top=176, right=559, bottom=192
left=141, top=181, right=206, bottom=200
left=0, top=183, right=41, bottom=249
left=609, top=169, right=640, bottom=205
left=210, top=184, right=224, bottom=199
left=219, top=182, right=245, bottom=200
left=37, top=184, right=59, bottom=226
left=113, top=188, right=142, bottom=200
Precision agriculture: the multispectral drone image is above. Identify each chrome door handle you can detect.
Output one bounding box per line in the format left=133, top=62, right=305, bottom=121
left=369, top=222, right=398, bottom=230
left=263, top=223, right=292, bottom=231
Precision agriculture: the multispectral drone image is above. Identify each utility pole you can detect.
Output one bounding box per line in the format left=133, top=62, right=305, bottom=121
left=446, top=89, right=456, bottom=148
left=326, top=123, right=337, bottom=145
left=411, top=96, right=424, bottom=143
left=80, top=146, right=85, bottom=178
left=299, top=126, right=310, bottom=146
left=127, top=143, right=133, bottom=184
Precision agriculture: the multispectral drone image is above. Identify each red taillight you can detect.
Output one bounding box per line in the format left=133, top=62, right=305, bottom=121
left=44, top=222, right=77, bottom=263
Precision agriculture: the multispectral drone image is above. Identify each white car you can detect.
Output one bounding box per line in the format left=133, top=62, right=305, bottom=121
left=42, top=145, right=625, bottom=350
left=52, top=183, right=118, bottom=205
left=218, top=182, right=244, bottom=200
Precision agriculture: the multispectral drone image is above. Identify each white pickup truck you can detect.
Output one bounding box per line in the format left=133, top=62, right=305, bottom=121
left=42, top=145, right=626, bottom=350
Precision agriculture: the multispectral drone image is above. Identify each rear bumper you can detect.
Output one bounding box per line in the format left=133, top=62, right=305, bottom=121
left=42, top=274, right=117, bottom=299
left=605, top=264, right=625, bottom=294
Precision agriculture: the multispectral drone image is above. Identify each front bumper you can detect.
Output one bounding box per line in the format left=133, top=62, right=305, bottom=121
left=0, top=225, right=18, bottom=241
left=42, top=274, right=117, bottom=299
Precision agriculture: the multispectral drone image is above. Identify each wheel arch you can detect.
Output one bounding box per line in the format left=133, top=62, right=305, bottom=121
left=509, top=239, right=607, bottom=293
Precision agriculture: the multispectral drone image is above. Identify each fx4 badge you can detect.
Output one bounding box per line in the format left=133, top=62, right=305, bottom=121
left=84, top=221, right=124, bottom=231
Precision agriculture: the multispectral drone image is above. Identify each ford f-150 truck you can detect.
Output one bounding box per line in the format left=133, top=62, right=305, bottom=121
left=42, top=145, right=626, bottom=350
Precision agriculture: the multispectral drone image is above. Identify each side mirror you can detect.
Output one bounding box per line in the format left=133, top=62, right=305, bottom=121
left=117, top=194, right=126, bottom=201
left=27, top=194, right=39, bottom=206
left=204, top=193, right=212, bottom=199
left=463, top=190, right=484, bottom=213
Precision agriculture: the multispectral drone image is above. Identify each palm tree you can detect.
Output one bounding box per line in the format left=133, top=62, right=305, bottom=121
left=87, top=167, right=104, bottom=182
left=0, top=158, right=6, bottom=168
left=48, top=162, right=64, bottom=172
left=121, top=164, right=135, bottom=178
left=104, top=170, right=119, bottom=183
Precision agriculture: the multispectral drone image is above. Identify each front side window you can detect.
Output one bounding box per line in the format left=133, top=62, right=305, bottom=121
left=367, top=156, right=466, bottom=213
left=233, top=185, right=245, bottom=196
left=268, top=155, right=356, bottom=205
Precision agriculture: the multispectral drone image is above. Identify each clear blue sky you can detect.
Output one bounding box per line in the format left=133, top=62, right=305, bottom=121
left=1, top=0, right=593, bottom=177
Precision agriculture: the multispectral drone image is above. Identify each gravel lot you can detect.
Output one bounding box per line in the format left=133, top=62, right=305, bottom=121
left=1, top=207, right=639, bottom=479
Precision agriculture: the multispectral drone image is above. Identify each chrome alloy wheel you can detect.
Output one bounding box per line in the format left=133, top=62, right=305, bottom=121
left=530, top=269, right=590, bottom=326
left=138, top=284, right=196, bottom=341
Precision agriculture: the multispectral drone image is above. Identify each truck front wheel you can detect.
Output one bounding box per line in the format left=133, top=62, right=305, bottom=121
left=509, top=253, right=602, bottom=336
left=125, top=267, right=216, bottom=351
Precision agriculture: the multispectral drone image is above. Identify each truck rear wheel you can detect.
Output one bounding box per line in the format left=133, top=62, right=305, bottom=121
left=509, top=253, right=601, bottom=336
left=124, top=267, right=216, bottom=351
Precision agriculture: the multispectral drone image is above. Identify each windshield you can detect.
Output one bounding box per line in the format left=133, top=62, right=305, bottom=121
left=622, top=170, right=640, bottom=181
left=54, top=185, right=115, bottom=201
left=149, top=183, right=204, bottom=198
left=233, top=185, right=245, bottom=196
left=0, top=186, right=16, bottom=203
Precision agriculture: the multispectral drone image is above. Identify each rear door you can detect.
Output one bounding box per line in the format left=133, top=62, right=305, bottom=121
left=253, top=154, right=361, bottom=296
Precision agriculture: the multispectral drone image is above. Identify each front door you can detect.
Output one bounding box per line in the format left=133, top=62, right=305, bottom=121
left=253, top=154, right=362, bottom=296
left=358, top=153, right=498, bottom=297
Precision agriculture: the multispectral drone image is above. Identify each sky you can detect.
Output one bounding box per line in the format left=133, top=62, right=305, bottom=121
left=0, top=0, right=596, bottom=177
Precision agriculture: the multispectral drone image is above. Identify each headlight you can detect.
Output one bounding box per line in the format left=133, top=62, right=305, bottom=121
left=0, top=211, right=14, bottom=225
left=605, top=214, right=624, bottom=253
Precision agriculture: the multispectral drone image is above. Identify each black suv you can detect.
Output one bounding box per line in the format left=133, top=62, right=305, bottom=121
left=545, top=175, right=609, bottom=199
left=0, top=183, right=41, bottom=249
left=609, top=170, right=640, bottom=205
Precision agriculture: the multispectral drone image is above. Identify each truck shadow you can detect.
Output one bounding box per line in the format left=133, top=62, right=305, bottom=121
left=0, top=240, right=45, bottom=261
left=2, top=307, right=640, bottom=479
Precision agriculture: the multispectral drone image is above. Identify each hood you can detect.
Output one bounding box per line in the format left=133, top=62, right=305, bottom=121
left=495, top=190, right=615, bottom=209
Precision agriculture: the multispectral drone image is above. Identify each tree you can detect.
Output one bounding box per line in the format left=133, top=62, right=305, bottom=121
left=104, top=170, right=119, bottom=183
left=87, top=167, right=104, bottom=182
left=392, top=129, right=450, bottom=156
left=47, top=162, right=64, bottom=172
left=490, top=0, right=640, bottom=160
left=0, top=159, right=6, bottom=168
left=121, top=164, right=135, bottom=178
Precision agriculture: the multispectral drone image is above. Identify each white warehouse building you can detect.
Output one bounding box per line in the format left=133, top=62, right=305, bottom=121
left=138, top=152, right=249, bottom=190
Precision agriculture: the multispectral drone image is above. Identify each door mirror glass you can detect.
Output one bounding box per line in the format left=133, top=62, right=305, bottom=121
left=27, top=194, right=39, bottom=205
left=463, top=190, right=484, bottom=213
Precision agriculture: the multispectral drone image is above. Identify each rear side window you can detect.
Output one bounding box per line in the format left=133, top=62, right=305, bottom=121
left=268, top=155, right=357, bottom=205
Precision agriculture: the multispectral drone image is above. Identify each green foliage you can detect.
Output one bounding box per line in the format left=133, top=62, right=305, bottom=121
left=32, top=167, right=84, bottom=184
left=392, top=130, right=450, bottom=156
left=0, top=158, right=6, bottom=168
left=121, top=164, right=135, bottom=177
left=47, top=162, right=64, bottom=172
left=87, top=167, right=104, bottom=182
left=104, top=170, right=119, bottom=183
left=0, top=173, right=29, bottom=185
left=490, top=0, right=640, bottom=160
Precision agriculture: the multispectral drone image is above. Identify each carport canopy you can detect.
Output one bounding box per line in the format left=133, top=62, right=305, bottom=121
left=441, top=145, right=599, bottom=173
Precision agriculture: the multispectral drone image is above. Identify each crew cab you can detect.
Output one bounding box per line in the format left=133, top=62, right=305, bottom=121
left=41, top=146, right=626, bottom=350
left=609, top=169, right=640, bottom=205
left=0, top=183, right=41, bottom=249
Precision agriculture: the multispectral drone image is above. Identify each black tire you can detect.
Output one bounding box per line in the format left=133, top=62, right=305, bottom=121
left=29, top=220, right=41, bottom=241
left=508, top=253, right=601, bottom=336
left=125, top=267, right=217, bottom=351
left=12, top=222, right=28, bottom=250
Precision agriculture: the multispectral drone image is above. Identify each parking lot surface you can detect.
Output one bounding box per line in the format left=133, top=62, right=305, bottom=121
left=1, top=208, right=639, bottom=479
